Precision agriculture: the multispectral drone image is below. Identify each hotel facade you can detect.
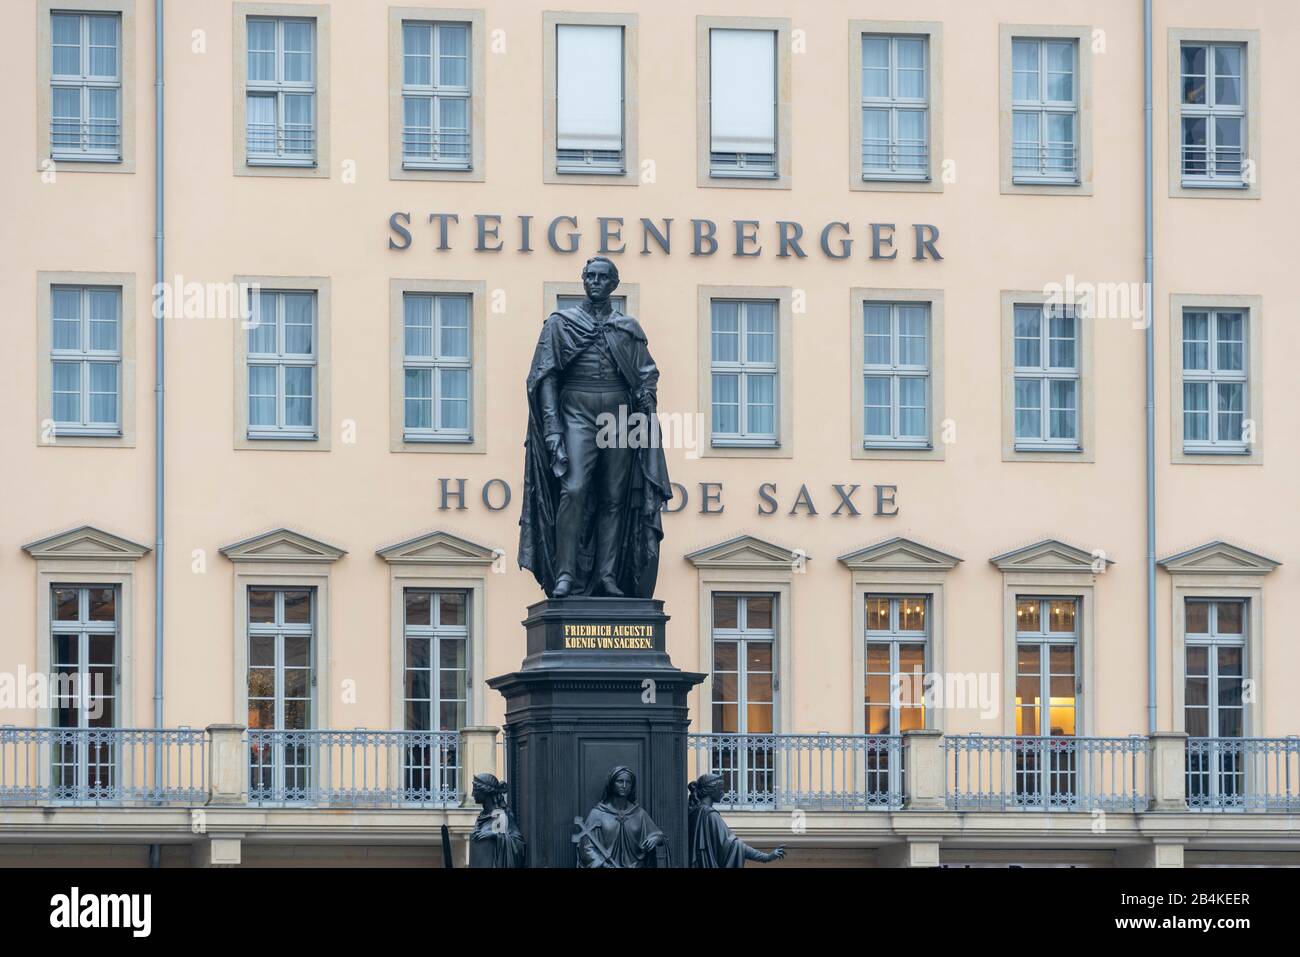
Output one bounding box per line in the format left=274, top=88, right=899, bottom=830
left=3, top=0, right=1298, bottom=867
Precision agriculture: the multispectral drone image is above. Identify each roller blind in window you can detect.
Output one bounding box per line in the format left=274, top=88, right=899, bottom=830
left=556, top=24, right=624, bottom=151
left=710, top=28, right=776, bottom=154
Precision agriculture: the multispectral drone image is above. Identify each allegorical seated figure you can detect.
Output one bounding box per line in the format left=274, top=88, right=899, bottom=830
left=519, top=257, right=672, bottom=600
left=576, top=766, right=668, bottom=868
left=687, top=772, right=787, bottom=868
left=467, top=773, right=526, bottom=868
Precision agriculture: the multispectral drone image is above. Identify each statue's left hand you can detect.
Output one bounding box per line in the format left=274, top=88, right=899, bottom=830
left=642, top=833, right=665, bottom=850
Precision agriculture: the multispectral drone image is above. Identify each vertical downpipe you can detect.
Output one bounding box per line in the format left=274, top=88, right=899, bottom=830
left=1144, top=0, right=1157, bottom=734
left=150, top=0, right=165, bottom=869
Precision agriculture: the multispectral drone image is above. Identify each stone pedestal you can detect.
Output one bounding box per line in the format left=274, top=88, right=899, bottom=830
left=487, top=597, right=704, bottom=868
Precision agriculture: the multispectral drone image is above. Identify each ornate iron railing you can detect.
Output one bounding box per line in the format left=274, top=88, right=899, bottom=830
left=245, top=728, right=459, bottom=807
left=689, top=732, right=903, bottom=810
left=1186, top=737, right=1300, bottom=812
left=945, top=734, right=1147, bottom=812
left=0, top=726, right=206, bottom=806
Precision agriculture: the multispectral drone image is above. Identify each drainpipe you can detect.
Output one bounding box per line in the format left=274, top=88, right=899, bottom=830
left=150, top=0, right=165, bottom=872
left=1143, top=0, right=1157, bottom=734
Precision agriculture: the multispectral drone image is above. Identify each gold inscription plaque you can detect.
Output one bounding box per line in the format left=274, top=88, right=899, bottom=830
left=561, top=623, right=655, bottom=650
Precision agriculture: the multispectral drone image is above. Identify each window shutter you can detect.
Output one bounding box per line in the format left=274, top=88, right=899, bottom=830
left=710, top=28, right=776, bottom=154
left=556, top=24, right=623, bottom=151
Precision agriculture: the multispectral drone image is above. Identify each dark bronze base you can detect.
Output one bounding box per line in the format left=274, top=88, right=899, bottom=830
left=487, top=598, right=705, bottom=867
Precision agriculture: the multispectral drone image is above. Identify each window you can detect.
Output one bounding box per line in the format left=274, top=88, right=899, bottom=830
left=863, top=302, right=929, bottom=448
left=401, top=589, right=467, bottom=802
left=864, top=596, right=927, bottom=735
left=50, top=285, right=121, bottom=436
left=860, top=35, right=928, bottom=181
left=50, top=11, right=121, bottom=161
left=1179, top=42, right=1245, bottom=187
left=554, top=23, right=625, bottom=173
left=403, top=293, right=471, bottom=442
left=247, top=587, right=314, bottom=801
left=710, top=594, right=775, bottom=805
left=708, top=28, right=777, bottom=177
left=1014, top=597, right=1078, bottom=808
left=1013, top=303, right=1079, bottom=450
left=246, top=289, right=316, bottom=439
left=401, top=20, right=470, bottom=170
left=710, top=300, right=777, bottom=446
left=52, top=586, right=118, bottom=732
left=51, top=585, right=119, bottom=799
left=1185, top=599, right=1246, bottom=808
left=403, top=590, right=468, bottom=734
left=245, top=16, right=316, bottom=165
left=1181, top=307, right=1247, bottom=453
left=1011, top=38, right=1077, bottom=184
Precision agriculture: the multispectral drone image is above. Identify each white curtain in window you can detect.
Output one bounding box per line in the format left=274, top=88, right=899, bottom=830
left=710, top=28, right=776, bottom=154
left=556, top=24, right=623, bottom=151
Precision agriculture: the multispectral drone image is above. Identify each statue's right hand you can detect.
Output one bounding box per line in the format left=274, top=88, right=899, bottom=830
left=545, top=433, right=568, bottom=477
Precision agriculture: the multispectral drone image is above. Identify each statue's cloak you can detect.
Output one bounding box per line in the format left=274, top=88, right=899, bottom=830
left=576, top=800, right=666, bottom=868
left=468, top=807, right=526, bottom=869
left=518, top=305, right=671, bottom=598
left=687, top=802, right=750, bottom=868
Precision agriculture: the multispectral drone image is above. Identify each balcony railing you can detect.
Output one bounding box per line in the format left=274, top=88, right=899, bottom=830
left=945, top=735, right=1148, bottom=812
left=3, top=727, right=1300, bottom=815
left=0, top=727, right=206, bottom=806
left=689, top=732, right=903, bottom=811
left=246, top=728, right=459, bottom=807
left=1186, top=737, right=1300, bottom=812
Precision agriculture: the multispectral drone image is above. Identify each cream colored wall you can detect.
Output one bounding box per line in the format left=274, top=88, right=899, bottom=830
left=2, top=0, right=1296, bottom=742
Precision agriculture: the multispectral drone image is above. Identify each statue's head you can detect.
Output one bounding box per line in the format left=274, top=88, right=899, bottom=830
left=602, top=765, right=637, bottom=803
left=581, top=256, right=620, bottom=304
left=472, top=772, right=508, bottom=806
left=690, top=772, right=726, bottom=803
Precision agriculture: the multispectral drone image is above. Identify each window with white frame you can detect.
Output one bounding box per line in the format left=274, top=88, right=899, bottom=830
left=709, top=28, right=777, bottom=177
left=1013, top=303, right=1079, bottom=450
left=1182, top=307, right=1247, bottom=453
left=245, top=16, right=316, bottom=165
left=1179, top=42, right=1246, bottom=186
left=1184, top=600, right=1245, bottom=740
left=709, top=593, right=776, bottom=806
left=51, top=586, right=118, bottom=731
left=247, top=289, right=317, bottom=439
left=864, top=302, right=930, bottom=447
left=864, top=596, right=927, bottom=734
left=247, top=587, right=314, bottom=800
left=1184, top=599, right=1246, bottom=808
left=861, top=34, right=928, bottom=180
left=51, top=285, right=122, bottom=436
left=711, top=300, right=777, bottom=446
left=50, top=11, right=121, bottom=161
left=51, top=585, right=119, bottom=798
left=402, top=589, right=468, bottom=733
left=1014, top=596, right=1081, bottom=808
left=1011, top=38, right=1078, bottom=183
left=403, top=293, right=471, bottom=442
left=401, top=20, right=470, bottom=170
left=1014, top=598, right=1078, bottom=739
left=711, top=594, right=775, bottom=735
left=555, top=23, right=625, bottom=173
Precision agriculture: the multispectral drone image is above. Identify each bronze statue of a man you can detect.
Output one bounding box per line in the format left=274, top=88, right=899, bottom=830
left=519, top=258, right=671, bottom=599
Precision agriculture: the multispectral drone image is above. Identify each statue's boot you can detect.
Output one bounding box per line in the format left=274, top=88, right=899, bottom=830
left=598, top=577, right=624, bottom=598
left=552, top=574, right=574, bottom=598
